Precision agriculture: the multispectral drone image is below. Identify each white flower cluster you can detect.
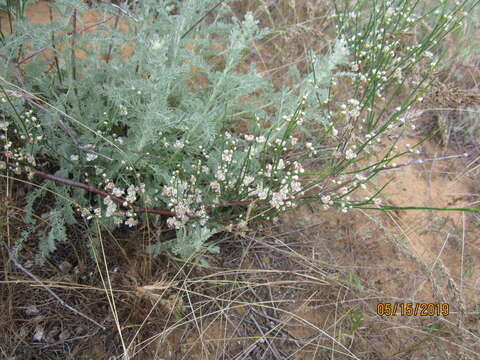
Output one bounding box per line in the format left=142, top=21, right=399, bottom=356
left=257, top=160, right=305, bottom=210
left=86, top=153, right=98, bottom=162
left=162, top=176, right=209, bottom=230
left=345, top=148, right=357, bottom=160
left=340, top=99, right=361, bottom=119
left=8, top=110, right=44, bottom=144
left=174, top=140, right=185, bottom=149
left=305, top=142, right=318, bottom=156
left=268, top=179, right=302, bottom=210
left=253, top=182, right=268, bottom=200
left=81, top=181, right=146, bottom=227
left=104, top=196, right=118, bottom=217
left=0, top=121, right=9, bottom=132
left=321, top=194, right=334, bottom=209
left=0, top=112, right=39, bottom=174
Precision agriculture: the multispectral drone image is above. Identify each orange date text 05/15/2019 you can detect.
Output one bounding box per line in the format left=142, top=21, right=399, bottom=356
left=376, top=303, right=449, bottom=316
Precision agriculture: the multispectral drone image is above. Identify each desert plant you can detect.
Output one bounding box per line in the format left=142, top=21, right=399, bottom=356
left=0, top=0, right=477, bottom=261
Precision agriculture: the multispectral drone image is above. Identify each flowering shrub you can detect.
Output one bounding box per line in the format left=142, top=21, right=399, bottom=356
left=0, top=0, right=475, bottom=261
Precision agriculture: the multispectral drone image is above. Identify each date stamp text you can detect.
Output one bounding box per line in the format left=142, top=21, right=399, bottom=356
left=376, top=303, right=449, bottom=316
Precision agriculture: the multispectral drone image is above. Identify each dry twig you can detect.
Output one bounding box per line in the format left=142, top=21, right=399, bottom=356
left=1, top=242, right=106, bottom=331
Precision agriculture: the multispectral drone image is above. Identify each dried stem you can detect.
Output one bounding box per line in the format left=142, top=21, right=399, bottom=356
left=17, top=15, right=116, bottom=66
left=105, top=7, right=121, bottom=64
left=71, top=9, right=78, bottom=97
left=49, top=5, right=62, bottom=84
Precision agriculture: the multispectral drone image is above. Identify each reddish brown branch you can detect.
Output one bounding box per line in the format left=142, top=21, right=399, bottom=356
left=10, top=163, right=260, bottom=216
left=8, top=163, right=177, bottom=216
left=36, top=167, right=177, bottom=216
left=6, top=151, right=470, bottom=219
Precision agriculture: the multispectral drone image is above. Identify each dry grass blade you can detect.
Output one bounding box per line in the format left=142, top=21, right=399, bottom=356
left=1, top=241, right=106, bottom=331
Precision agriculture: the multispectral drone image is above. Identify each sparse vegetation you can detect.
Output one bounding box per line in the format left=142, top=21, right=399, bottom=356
left=1, top=0, right=480, bottom=359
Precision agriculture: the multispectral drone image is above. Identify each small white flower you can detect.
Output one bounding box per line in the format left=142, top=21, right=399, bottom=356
left=125, top=217, right=138, bottom=227
left=166, top=217, right=178, bottom=229
left=126, top=188, right=137, bottom=203
left=26, top=154, right=35, bottom=165
left=112, top=187, right=124, bottom=197
left=162, top=186, right=176, bottom=197
left=86, top=153, right=98, bottom=162
left=243, top=176, right=254, bottom=186
left=210, top=181, right=220, bottom=193
left=127, top=184, right=136, bottom=195
left=255, top=184, right=268, bottom=200
left=293, top=161, right=304, bottom=173
left=119, top=104, right=128, bottom=116
left=270, top=192, right=284, bottom=209
left=70, top=155, right=79, bottom=161
left=80, top=208, right=91, bottom=218
left=0, top=121, right=9, bottom=131
left=265, top=164, right=273, bottom=177
left=345, top=149, right=357, bottom=160
left=216, top=170, right=226, bottom=181
left=256, top=136, right=266, bottom=143
left=290, top=181, right=302, bottom=192
left=151, top=39, right=163, bottom=50
left=174, top=140, right=185, bottom=149
left=222, top=150, right=232, bottom=163
left=105, top=202, right=117, bottom=217
left=355, top=173, right=366, bottom=181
